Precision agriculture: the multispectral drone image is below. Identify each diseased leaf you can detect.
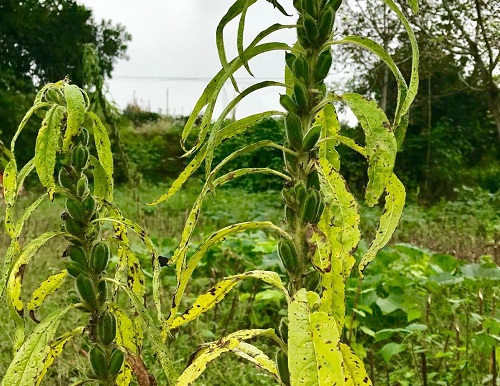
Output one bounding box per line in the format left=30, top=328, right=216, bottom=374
left=306, top=224, right=332, bottom=273
left=169, top=270, right=289, bottom=329
left=10, top=102, right=51, bottom=153
left=34, top=105, right=65, bottom=199
left=27, top=270, right=68, bottom=322
left=113, top=308, right=142, bottom=386
left=89, top=155, right=113, bottom=201
left=36, top=327, right=84, bottom=386
left=340, top=343, right=372, bottom=386
left=177, top=329, right=275, bottom=386
left=359, top=174, right=405, bottom=276
left=3, top=159, right=17, bottom=207
left=62, top=84, right=86, bottom=151
left=230, top=342, right=279, bottom=380
left=88, top=111, right=114, bottom=195
left=341, top=94, right=397, bottom=206
left=314, top=104, right=341, bottom=170
left=1, top=306, right=73, bottom=386
left=288, top=289, right=344, bottom=386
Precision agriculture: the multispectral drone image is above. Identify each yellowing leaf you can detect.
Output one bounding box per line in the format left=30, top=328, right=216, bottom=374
left=340, top=343, right=372, bottom=386
left=359, top=174, right=406, bottom=277
left=88, top=111, right=114, bottom=195
left=315, top=103, right=341, bottom=170
left=62, top=84, right=86, bottom=151
left=27, top=270, right=68, bottom=322
left=230, top=342, right=279, bottom=379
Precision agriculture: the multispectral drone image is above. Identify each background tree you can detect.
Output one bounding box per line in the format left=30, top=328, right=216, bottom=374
left=0, top=0, right=131, bottom=167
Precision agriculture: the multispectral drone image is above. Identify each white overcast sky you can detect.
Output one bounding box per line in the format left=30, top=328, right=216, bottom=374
left=77, top=0, right=302, bottom=118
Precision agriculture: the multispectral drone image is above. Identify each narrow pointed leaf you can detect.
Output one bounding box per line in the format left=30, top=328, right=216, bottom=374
left=113, top=308, right=142, bottom=386
left=169, top=270, right=288, bottom=329
left=288, top=289, right=344, bottom=386
left=35, top=105, right=64, bottom=199
left=230, top=342, right=279, bottom=379
left=177, top=329, right=275, bottom=386
left=341, top=94, right=397, bottom=206
left=88, top=111, right=114, bottom=192
left=3, top=159, right=17, bottom=207
left=1, top=306, right=73, bottom=386
left=27, top=269, right=68, bottom=322
left=89, top=155, right=113, bottom=201
left=359, top=174, right=405, bottom=276
left=62, top=84, right=86, bottom=151
left=237, top=0, right=254, bottom=76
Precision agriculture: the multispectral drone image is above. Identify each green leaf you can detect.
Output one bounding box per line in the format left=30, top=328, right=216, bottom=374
left=339, top=343, right=372, bottom=386
left=169, top=270, right=289, bottom=329
left=1, top=306, right=73, bottom=386
left=177, top=329, right=276, bottom=386
left=214, top=167, right=290, bottom=187
left=36, top=327, right=84, bottom=386
left=27, top=269, right=68, bottom=322
left=62, top=84, right=86, bottom=152
left=34, top=105, right=65, bottom=199
left=288, top=289, right=344, bottom=386
left=379, top=342, right=407, bottom=363
left=3, top=159, right=17, bottom=207
left=10, top=102, right=51, bottom=153
left=87, top=111, right=114, bottom=195
left=341, top=94, right=397, bottom=206
left=405, top=0, right=418, bottom=15
left=359, top=174, right=405, bottom=276
left=182, top=42, right=289, bottom=156
left=237, top=0, right=255, bottom=76
left=89, top=155, right=113, bottom=201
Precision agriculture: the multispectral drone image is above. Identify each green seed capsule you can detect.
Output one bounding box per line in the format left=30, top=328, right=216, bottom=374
left=76, top=274, right=96, bottom=307
left=293, top=83, right=309, bottom=108
left=280, top=94, right=299, bottom=115
left=281, top=188, right=295, bottom=207
left=297, top=18, right=310, bottom=48
left=294, top=182, right=307, bottom=202
left=278, top=238, right=299, bottom=273
left=107, top=348, right=125, bottom=380
left=292, top=55, right=309, bottom=82
left=307, top=170, right=321, bottom=190
left=276, top=350, right=290, bottom=386
left=300, top=189, right=320, bottom=224
left=68, top=245, right=87, bottom=266
left=89, top=346, right=108, bottom=379
left=78, top=128, right=90, bottom=146
left=327, top=0, right=343, bottom=11
left=285, top=207, right=295, bottom=230
left=76, top=176, right=89, bottom=198
left=303, top=14, right=319, bottom=43
left=71, top=144, right=90, bottom=171
left=302, top=0, right=318, bottom=17
left=97, top=280, right=107, bottom=305
left=293, top=0, right=303, bottom=12
left=279, top=318, right=289, bottom=343
left=58, top=167, right=75, bottom=192
left=66, top=198, right=85, bottom=222
left=97, top=310, right=117, bottom=346
left=82, top=195, right=97, bottom=217
left=90, top=242, right=110, bottom=275
left=285, top=113, right=303, bottom=151
left=314, top=49, right=333, bottom=83
left=302, top=125, right=322, bottom=151
left=284, top=148, right=298, bottom=174
left=64, top=261, right=86, bottom=278
left=318, top=6, right=335, bottom=39
left=64, top=217, right=85, bottom=238
left=285, top=52, right=296, bottom=70
left=313, top=196, right=325, bottom=223
left=304, top=270, right=321, bottom=291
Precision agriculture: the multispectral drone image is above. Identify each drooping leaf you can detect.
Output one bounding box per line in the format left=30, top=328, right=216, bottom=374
left=230, top=342, right=279, bottom=380
left=169, top=270, right=289, bottom=329
left=214, top=167, right=290, bottom=187
left=339, top=343, right=372, bottom=386
left=10, top=102, right=51, bottom=153
left=359, top=174, right=405, bottom=277
left=89, top=155, right=113, bottom=202
left=36, top=327, right=85, bottom=386
left=341, top=94, right=397, bottom=206
left=288, top=289, right=344, bottom=386
left=27, top=269, right=68, bottom=322
left=87, top=111, right=114, bottom=196
left=169, top=221, right=288, bottom=326
left=3, top=159, right=17, bottom=207
left=177, top=329, right=276, bottom=386
left=62, top=84, right=86, bottom=151
left=34, top=105, right=65, bottom=199
left=237, top=0, right=255, bottom=76
left=1, top=306, right=73, bottom=386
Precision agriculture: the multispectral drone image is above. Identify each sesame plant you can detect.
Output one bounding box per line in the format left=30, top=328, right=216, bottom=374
left=148, top=0, right=419, bottom=385
left=1, top=80, right=175, bottom=385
